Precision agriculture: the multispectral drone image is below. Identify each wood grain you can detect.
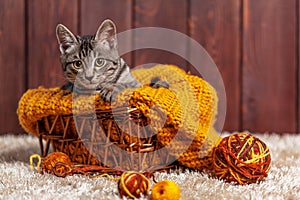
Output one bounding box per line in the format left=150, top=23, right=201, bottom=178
left=242, top=0, right=297, bottom=133
left=27, top=0, right=78, bottom=89
left=80, top=0, right=133, bottom=66
left=0, top=0, right=26, bottom=134
left=190, top=0, right=241, bottom=132
left=133, top=0, right=188, bottom=70
left=298, top=0, right=300, bottom=134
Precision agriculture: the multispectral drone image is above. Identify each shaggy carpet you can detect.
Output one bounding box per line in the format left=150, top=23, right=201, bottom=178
left=0, top=133, right=299, bottom=200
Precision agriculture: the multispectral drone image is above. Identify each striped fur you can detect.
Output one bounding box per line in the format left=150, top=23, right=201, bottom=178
left=56, top=19, right=140, bottom=102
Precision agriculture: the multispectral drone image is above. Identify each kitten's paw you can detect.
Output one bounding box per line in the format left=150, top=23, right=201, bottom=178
left=99, top=85, right=125, bottom=102
left=109, top=91, right=119, bottom=102
left=99, top=90, right=114, bottom=102
left=150, top=77, right=170, bottom=89
left=110, top=84, right=127, bottom=102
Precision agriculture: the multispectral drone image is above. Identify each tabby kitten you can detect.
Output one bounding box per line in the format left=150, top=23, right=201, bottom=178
left=56, top=19, right=168, bottom=102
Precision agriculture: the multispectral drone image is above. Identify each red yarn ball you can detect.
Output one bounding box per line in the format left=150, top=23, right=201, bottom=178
left=212, top=133, right=271, bottom=185
left=118, top=171, right=150, bottom=199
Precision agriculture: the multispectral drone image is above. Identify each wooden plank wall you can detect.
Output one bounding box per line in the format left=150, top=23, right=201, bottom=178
left=242, top=0, right=297, bottom=133
left=0, top=0, right=26, bottom=134
left=0, top=0, right=298, bottom=134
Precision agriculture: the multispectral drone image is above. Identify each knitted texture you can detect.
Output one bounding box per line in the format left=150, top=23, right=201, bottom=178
left=17, top=65, right=220, bottom=170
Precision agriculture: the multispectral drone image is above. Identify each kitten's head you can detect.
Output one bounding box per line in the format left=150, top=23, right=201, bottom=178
left=56, top=19, right=120, bottom=92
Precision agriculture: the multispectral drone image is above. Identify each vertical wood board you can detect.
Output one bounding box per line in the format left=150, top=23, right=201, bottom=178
left=242, top=0, right=297, bottom=133
left=133, top=0, right=188, bottom=70
left=0, top=0, right=26, bottom=134
left=190, top=0, right=241, bottom=131
left=27, top=0, right=78, bottom=89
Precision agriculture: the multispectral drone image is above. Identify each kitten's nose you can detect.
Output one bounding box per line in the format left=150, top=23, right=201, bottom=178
left=85, top=75, right=93, bottom=82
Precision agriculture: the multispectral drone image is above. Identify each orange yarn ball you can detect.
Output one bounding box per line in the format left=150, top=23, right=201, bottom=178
left=212, top=133, right=271, bottom=185
left=42, top=152, right=73, bottom=177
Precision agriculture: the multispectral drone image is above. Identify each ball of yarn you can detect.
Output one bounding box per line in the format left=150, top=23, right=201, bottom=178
left=151, top=180, right=181, bottom=200
left=118, top=171, right=150, bottom=199
left=42, top=152, right=73, bottom=177
left=212, top=133, right=271, bottom=185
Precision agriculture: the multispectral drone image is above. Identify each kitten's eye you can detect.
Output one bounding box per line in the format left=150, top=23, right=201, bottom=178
left=72, top=60, right=82, bottom=69
left=95, top=58, right=106, bottom=67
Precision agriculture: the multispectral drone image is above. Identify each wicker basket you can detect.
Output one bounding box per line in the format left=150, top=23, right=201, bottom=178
left=36, top=106, right=176, bottom=172
left=18, top=65, right=220, bottom=174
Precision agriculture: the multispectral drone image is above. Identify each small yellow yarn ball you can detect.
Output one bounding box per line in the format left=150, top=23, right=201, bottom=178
left=151, top=180, right=181, bottom=200
left=212, top=133, right=271, bottom=185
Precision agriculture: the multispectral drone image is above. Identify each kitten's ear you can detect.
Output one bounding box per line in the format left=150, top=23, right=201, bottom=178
left=94, top=19, right=117, bottom=50
left=56, top=24, right=78, bottom=54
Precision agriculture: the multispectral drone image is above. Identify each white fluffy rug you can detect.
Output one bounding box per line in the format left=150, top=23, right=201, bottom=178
left=0, top=133, right=300, bottom=199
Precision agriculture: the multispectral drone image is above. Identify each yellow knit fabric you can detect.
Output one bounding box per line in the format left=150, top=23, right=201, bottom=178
left=17, top=65, right=221, bottom=170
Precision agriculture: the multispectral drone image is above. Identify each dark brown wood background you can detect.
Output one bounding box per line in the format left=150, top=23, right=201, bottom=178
left=0, top=0, right=298, bottom=134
